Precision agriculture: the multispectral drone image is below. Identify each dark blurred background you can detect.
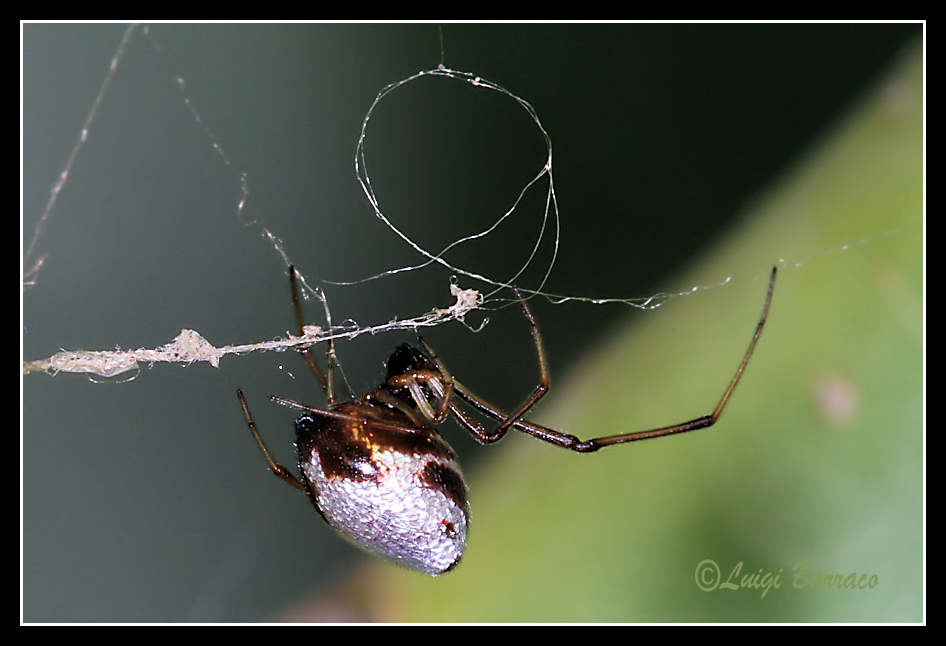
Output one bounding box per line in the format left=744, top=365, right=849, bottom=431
left=22, top=23, right=921, bottom=621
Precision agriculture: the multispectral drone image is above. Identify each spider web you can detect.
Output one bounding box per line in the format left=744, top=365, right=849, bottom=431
left=21, top=24, right=911, bottom=380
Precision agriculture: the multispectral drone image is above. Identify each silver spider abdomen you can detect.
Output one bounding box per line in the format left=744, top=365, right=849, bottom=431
left=296, top=411, right=469, bottom=575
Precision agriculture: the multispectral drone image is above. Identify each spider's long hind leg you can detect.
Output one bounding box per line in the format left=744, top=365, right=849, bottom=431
left=451, top=267, right=777, bottom=453
left=582, top=266, right=778, bottom=451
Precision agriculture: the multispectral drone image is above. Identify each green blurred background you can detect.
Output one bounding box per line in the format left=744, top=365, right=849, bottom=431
left=23, top=24, right=922, bottom=622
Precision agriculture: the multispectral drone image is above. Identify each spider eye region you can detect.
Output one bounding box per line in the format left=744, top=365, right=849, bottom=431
left=385, top=343, right=433, bottom=380
left=295, top=407, right=469, bottom=575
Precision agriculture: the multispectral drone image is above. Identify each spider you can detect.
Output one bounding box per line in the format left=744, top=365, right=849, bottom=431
left=237, top=265, right=777, bottom=575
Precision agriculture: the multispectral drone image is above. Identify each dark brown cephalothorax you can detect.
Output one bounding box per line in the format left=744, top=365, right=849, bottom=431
left=237, top=265, right=777, bottom=575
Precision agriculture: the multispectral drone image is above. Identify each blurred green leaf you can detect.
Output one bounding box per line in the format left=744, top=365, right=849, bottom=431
left=350, top=43, right=922, bottom=622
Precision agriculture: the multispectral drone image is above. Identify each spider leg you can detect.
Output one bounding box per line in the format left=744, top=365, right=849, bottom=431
left=385, top=367, right=544, bottom=445
left=391, top=288, right=549, bottom=433
left=451, top=267, right=777, bottom=453
left=386, top=366, right=456, bottom=426
left=268, top=395, right=430, bottom=435
left=445, top=400, right=496, bottom=442
left=237, top=389, right=307, bottom=492
left=430, top=285, right=554, bottom=443
left=373, top=388, right=430, bottom=428
left=415, top=336, right=455, bottom=423
left=289, top=265, right=337, bottom=405
left=451, top=380, right=578, bottom=446
left=489, top=287, right=550, bottom=436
